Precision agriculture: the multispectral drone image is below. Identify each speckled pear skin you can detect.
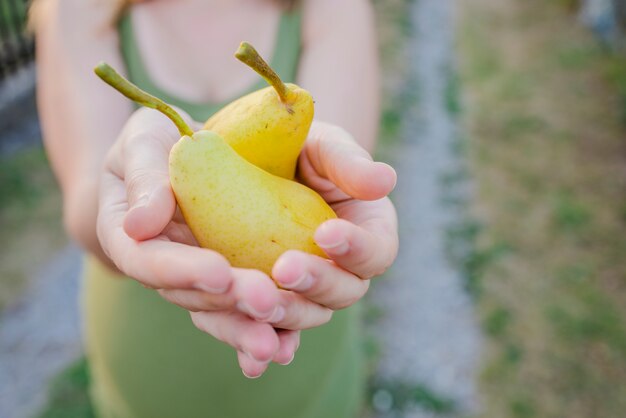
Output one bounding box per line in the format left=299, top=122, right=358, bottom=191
left=169, top=130, right=336, bottom=275
left=203, top=84, right=313, bottom=180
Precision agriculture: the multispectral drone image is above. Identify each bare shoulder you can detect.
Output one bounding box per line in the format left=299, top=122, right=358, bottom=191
left=300, top=0, right=375, bottom=43
left=30, top=0, right=119, bottom=38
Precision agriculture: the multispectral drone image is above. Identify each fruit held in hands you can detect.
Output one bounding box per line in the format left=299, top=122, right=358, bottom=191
left=94, top=62, right=336, bottom=275
left=204, top=42, right=313, bottom=179
left=170, top=130, right=334, bottom=274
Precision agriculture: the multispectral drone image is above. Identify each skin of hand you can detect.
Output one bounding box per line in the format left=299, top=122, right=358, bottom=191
left=272, top=121, right=398, bottom=301
left=97, top=109, right=397, bottom=378
left=98, top=108, right=325, bottom=378
left=35, top=0, right=385, bottom=379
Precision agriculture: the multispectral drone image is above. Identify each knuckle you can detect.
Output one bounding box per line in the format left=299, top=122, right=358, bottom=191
left=125, top=168, right=163, bottom=197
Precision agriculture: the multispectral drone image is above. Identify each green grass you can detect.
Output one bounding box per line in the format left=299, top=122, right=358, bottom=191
left=34, top=359, right=94, bottom=418
left=0, top=146, right=50, bottom=211
left=368, top=379, right=456, bottom=416
left=0, top=0, right=29, bottom=42
left=457, top=0, right=626, bottom=417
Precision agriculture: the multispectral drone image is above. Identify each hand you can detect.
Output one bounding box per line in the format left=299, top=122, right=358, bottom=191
left=96, top=108, right=330, bottom=377
left=272, top=121, right=398, bottom=314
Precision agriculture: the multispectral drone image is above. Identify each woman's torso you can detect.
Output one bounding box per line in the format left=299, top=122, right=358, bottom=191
left=84, top=4, right=365, bottom=418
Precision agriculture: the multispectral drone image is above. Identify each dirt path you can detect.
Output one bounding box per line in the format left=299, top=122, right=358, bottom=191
left=368, top=0, right=482, bottom=416
left=0, top=245, right=83, bottom=418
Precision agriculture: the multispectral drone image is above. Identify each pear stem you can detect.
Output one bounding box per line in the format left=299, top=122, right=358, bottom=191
left=235, top=42, right=296, bottom=104
left=94, top=62, right=194, bottom=137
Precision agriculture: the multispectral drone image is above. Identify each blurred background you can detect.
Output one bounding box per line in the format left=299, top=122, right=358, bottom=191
left=1, top=0, right=626, bottom=417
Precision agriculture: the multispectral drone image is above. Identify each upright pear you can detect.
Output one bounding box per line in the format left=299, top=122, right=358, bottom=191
left=204, top=42, right=313, bottom=179
left=94, top=62, right=336, bottom=275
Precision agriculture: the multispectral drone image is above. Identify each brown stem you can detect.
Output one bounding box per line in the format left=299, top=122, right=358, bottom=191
left=235, top=42, right=296, bottom=104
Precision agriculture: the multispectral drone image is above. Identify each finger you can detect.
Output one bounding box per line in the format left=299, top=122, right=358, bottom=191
left=272, top=330, right=300, bottom=365
left=237, top=351, right=270, bottom=379
left=190, top=311, right=279, bottom=366
left=238, top=330, right=301, bottom=377
left=273, top=250, right=370, bottom=310
left=231, top=269, right=283, bottom=321
left=314, top=217, right=398, bottom=279
left=269, top=290, right=333, bottom=329
left=117, top=108, right=185, bottom=241
left=300, top=122, right=397, bottom=202
left=159, top=269, right=281, bottom=319
left=98, top=172, right=231, bottom=291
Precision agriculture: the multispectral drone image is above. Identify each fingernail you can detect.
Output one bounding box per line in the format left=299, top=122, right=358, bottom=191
left=253, top=305, right=285, bottom=324
left=281, top=272, right=314, bottom=291
left=318, top=239, right=349, bottom=256
left=242, top=368, right=261, bottom=379
left=237, top=301, right=273, bottom=320
left=194, top=281, right=229, bottom=294
left=266, top=305, right=285, bottom=324
left=278, top=352, right=295, bottom=366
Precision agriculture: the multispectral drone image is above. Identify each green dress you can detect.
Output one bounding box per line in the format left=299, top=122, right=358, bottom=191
left=83, top=9, right=365, bottom=418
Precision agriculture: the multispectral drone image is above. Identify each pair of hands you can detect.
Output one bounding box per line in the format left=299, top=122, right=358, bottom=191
left=96, top=108, right=398, bottom=378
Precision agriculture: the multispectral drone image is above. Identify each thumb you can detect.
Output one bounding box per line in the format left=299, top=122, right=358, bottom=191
left=124, top=181, right=176, bottom=241
left=119, top=108, right=181, bottom=241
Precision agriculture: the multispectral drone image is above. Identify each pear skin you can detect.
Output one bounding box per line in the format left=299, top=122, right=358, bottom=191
left=170, top=130, right=336, bottom=275
left=204, top=84, right=313, bottom=180
left=203, top=42, right=313, bottom=180
left=94, top=61, right=335, bottom=275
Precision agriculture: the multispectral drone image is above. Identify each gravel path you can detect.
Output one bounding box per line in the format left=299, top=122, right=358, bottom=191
left=368, top=0, right=483, bottom=416
left=0, top=245, right=83, bottom=418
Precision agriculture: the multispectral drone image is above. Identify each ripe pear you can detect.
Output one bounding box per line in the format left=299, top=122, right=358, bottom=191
left=204, top=42, right=313, bottom=180
left=94, top=62, right=336, bottom=275
left=170, top=130, right=334, bottom=273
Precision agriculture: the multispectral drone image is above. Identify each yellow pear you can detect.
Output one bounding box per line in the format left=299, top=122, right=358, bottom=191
left=204, top=42, right=313, bottom=179
left=94, top=62, right=336, bottom=275
left=170, top=130, right=335, bottom=274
